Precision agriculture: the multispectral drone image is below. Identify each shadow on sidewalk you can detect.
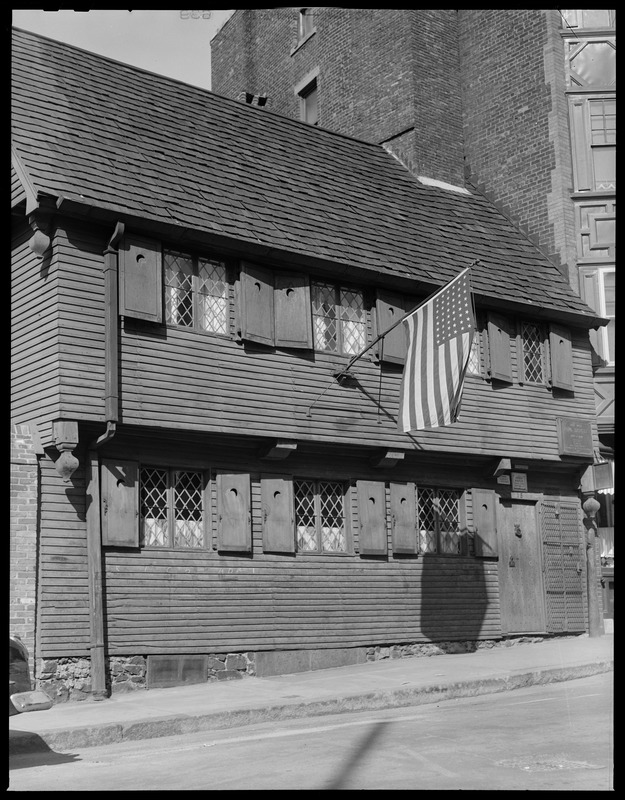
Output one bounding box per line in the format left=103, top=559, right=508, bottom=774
left=9, top=730, right=81, bottom=769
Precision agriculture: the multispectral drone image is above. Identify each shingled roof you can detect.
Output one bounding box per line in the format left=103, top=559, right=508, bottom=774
left=11, top=27, right=602, bottom=326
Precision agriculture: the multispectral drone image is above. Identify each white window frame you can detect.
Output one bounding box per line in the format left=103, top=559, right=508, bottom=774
left=597, top=267, right=615, bottom=366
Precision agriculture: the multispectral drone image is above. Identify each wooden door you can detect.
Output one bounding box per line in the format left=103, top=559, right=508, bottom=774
left=497, top=499, right=546, bottom=634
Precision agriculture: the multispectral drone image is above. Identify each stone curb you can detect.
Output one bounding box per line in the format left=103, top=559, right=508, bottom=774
left=8, top=660, right=613, bottom=755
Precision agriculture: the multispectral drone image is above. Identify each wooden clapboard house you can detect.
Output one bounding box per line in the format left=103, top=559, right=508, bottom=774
left=11, top=28, right=608, bottom=699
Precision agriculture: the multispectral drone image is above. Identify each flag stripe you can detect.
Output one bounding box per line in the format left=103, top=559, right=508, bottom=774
left=398, top=268, right=474, bottom=433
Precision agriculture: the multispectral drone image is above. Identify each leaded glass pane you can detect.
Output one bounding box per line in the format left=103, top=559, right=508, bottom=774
left=173, top=471, right=204, bottom=548
left=312, top=283, right=337, bottom=351
left=467, top=331, right=481, bottom=375
left=319, top=481, right=346, bottom=551
left=339, top=289, right=366, bottom=355
left=295, top=480, right=317, bottom=551
left=418, top=488, right=437, bottom=554
left=522, top=322, right=544, bottom=383
left=197, top=258, right=228, bottom=334
left=438, top=490, right=461, bottom=555
left=141, top=468, right=168, bottom=547
left=164, top=251, right=194, bottom=327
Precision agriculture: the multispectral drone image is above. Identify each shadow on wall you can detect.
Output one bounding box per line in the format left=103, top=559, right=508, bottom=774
left=420, top=549, right=491, bottom=649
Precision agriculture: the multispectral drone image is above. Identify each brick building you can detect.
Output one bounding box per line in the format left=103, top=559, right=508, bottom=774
left=211, top=6, right=615, bottom=630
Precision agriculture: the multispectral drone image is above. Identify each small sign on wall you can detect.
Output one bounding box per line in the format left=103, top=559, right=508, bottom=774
left=556, top=417, right=594, bottom=457
left=497, top=474, right=511, bottom=485
left=511, top=472, right=528, bottom=492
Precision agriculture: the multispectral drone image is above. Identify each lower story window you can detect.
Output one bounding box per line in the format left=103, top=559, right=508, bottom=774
left=140, top=467, right=205, bottom=548
left=295, top=479, right=347, bottom=553
left=418, top=488, right=462, bottom=555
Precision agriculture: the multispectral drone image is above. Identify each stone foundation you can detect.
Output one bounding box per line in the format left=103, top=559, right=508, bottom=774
left=36, top=634, right=579, bottom=703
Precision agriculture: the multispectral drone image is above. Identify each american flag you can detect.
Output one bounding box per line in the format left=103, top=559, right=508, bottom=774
left=398, top=268, right=474, bottom=432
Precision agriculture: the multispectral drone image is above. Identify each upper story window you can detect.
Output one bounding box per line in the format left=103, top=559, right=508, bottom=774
left=295, top=479, right=347, bottom=553
left=298, top=7, right=315, bottom=40
left=466, top=321, right=484, bottom=376
left=520, top=321, right=546, bottom=384
left=598, top=267, right=615, bottom=365
left=417, top=487, right=462, bottom=556
left=312, top=281, right=366, bottom=355
left=300, top=78, right=318, bottom=125
left=140, top=467, right=206, bottom=549
left=560, top=9, right=616, bottom=30
left=164, top=249, right=228, bottom=334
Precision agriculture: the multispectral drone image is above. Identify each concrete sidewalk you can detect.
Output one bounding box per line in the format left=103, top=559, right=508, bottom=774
left=9, top=634, right=614, bottom=755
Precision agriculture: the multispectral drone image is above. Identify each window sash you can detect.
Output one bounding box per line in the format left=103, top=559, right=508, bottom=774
left=295, top=479, right=346, bottom=553
left=164, top=249, right=228, bottom=333
left=417, top=488, right=461, bottom=555
left=598, top=268, right=615, bottom=365
left=312, top=282, right=366, bottom=355
left=521, top=322, right=546, bottom=384
left=298, top=8, right=314, bottom=39
left=140, top=467, right=206, bottom=549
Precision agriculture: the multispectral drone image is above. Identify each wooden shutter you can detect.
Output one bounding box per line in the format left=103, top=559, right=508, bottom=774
left=580, top=270, right=602, bottom=365
left=261, top=474, right=295, bottom=553
left=375, top=291, right=408, bottom=364
left=472, top=488, right=498, bottom=557
left=487, top=312, right=513, bottom=383
left=217, top=472, right=251, bottom=551
left=239, top=262, right=275, bottom=345
left=549, top=324, right=575, bottom=391
left=274, top=272, right=313, bottom=349
left=390, top=481, right=417, bottom=554
left=119, top=235, right=163, bottom=322
left=101, top=459, right=139, bottom=547
left=357, top=480, right=387, bottom=555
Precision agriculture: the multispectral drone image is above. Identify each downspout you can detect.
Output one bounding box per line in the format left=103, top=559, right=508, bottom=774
left=86, top=220, right=125, bottom=699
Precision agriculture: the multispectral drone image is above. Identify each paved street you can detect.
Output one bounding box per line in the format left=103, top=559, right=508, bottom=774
left=8, top=673, right=613, bottom=791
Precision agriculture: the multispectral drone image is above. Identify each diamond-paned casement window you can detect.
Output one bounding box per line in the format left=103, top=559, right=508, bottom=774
left=521, top=322, right=545, bottom=384
left=295, top=479, right=347, bottom=553
left=417, top=487, right=462, bottom=555
left=140, top=467, right=206, bottom=549
left=164, top=249, right=228, bottom=334
left=312, top=282, right=366, bottom=355
left=466, top=329, right=481, bottom=375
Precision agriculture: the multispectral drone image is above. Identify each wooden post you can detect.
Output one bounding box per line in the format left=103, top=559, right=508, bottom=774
left=86, top=450, right=108, bottom=698
left=582, top=494, right=604, bottom=638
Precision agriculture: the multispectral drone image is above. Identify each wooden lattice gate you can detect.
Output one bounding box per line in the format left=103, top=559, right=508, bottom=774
left=542, top=500, right=586, bottom=633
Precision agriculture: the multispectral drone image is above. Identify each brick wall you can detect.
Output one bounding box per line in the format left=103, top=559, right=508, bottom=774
left=459, top=9, right=573, bottom=275
left=211, top=8, right=465, bottom=186
left=10, top=423, right=39, bottom=674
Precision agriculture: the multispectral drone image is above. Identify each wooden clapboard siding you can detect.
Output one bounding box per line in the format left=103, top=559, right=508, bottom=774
left=11, top=164, right=26, bottom=208
left=37, top=454, right=91, bottom=658
left=55, top=225, right=106, bottom=418
left=103, top=553, right=500, bottom=654
left=31, top=221, right=599, bottom=461
left=10, top=221, right=62, bottom=429
left=93, top=436, right=501, bottom=655
left=119, top=318, right=599, bottom=460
